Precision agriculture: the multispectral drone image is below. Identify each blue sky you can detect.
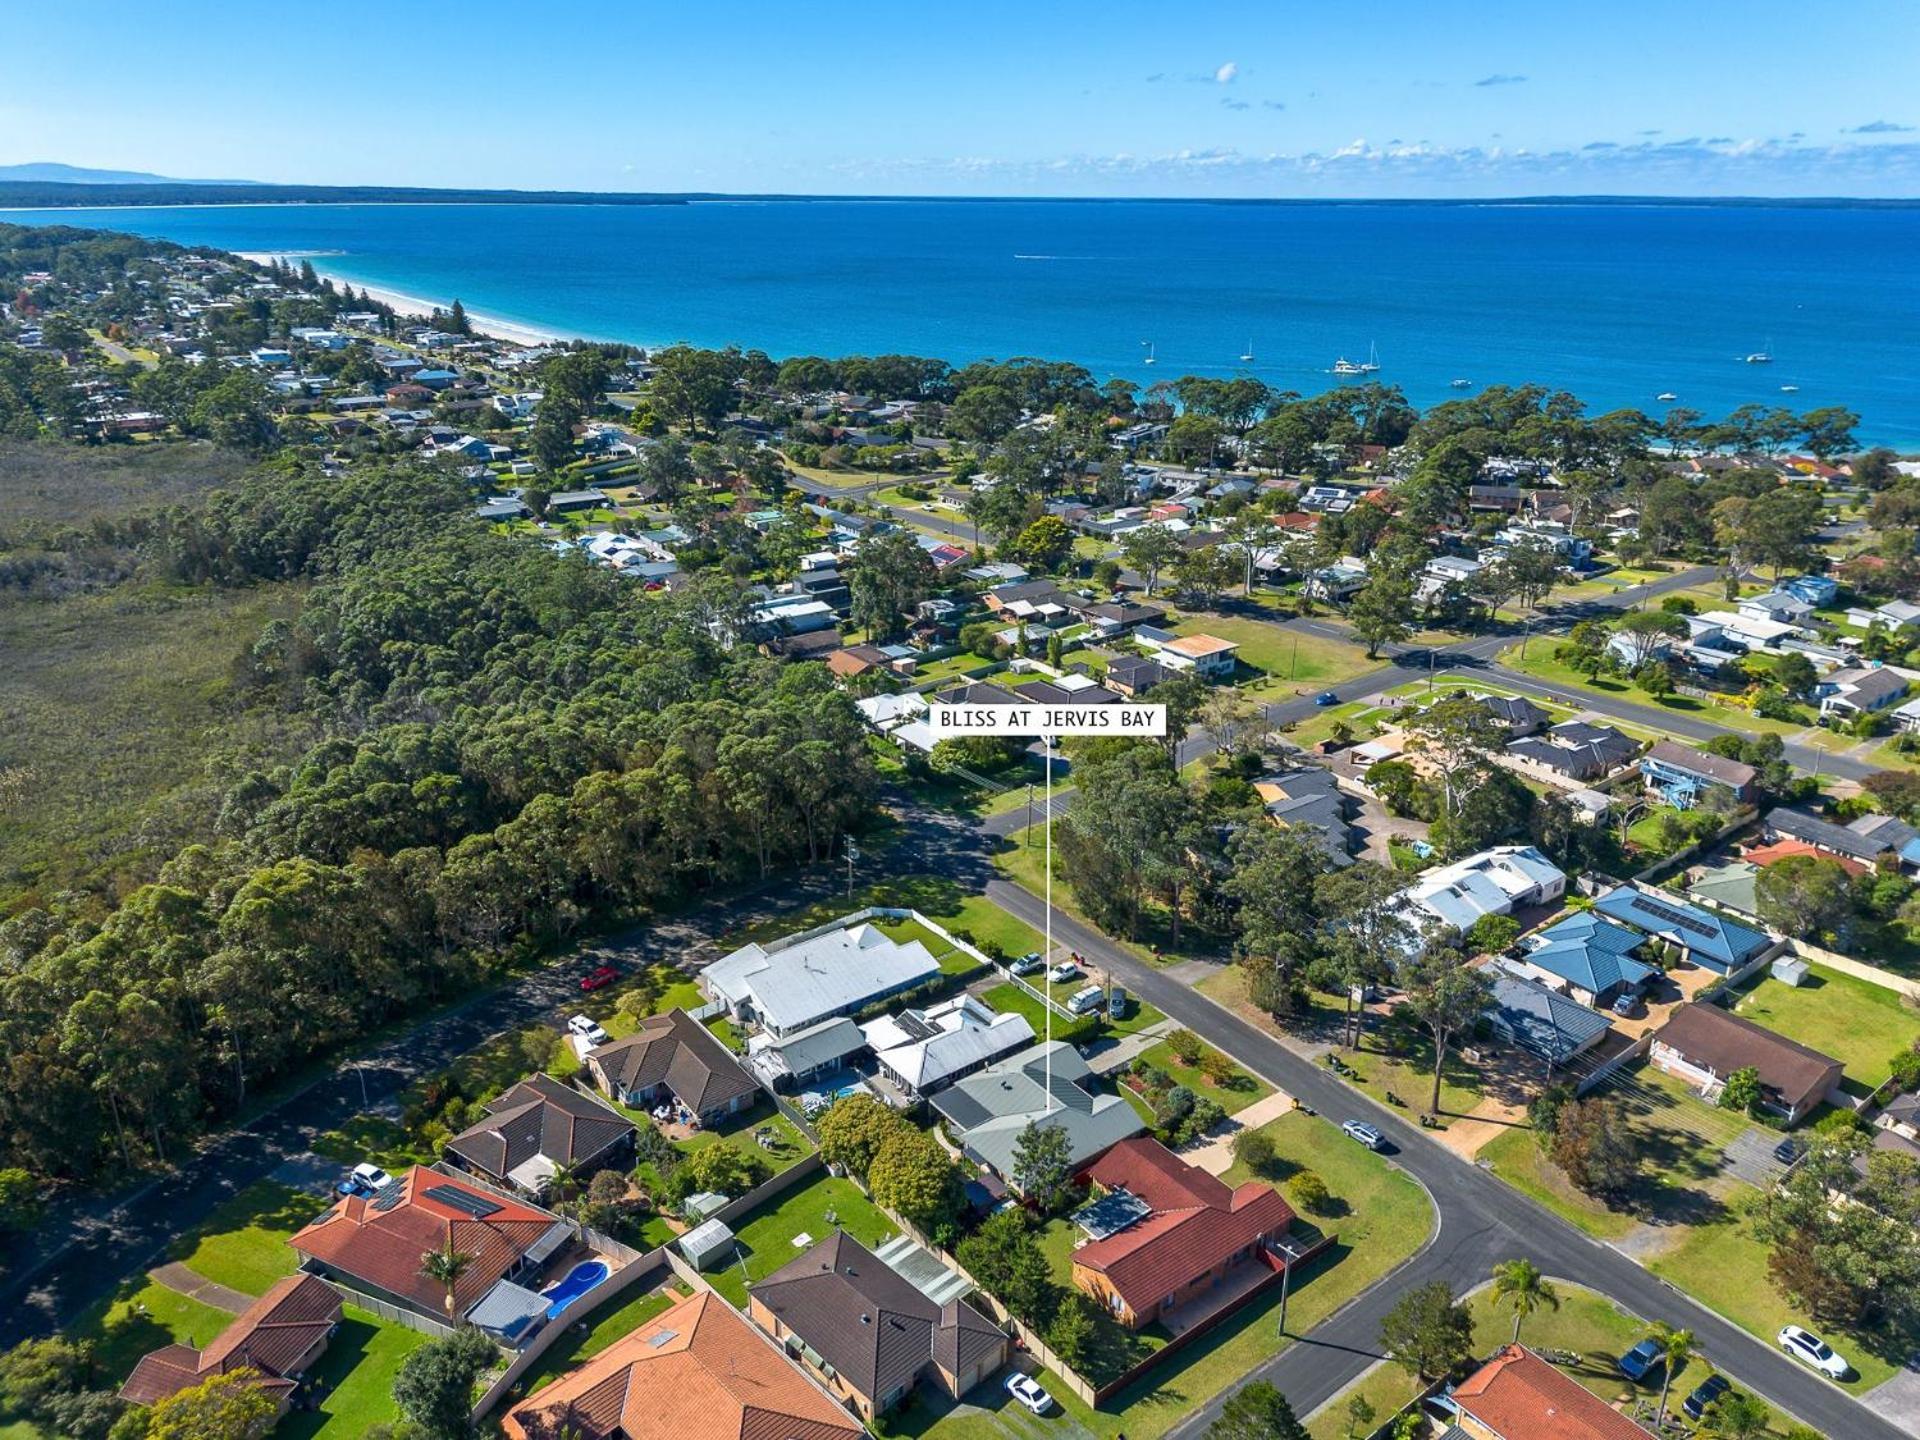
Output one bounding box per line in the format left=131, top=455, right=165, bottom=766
left=8, top=1, right=1919, bottom=197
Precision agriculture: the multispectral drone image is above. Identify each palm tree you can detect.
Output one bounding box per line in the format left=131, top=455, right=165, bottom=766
left=1650, top=1323, right=1695, bottom=1423
left=548, top=1160, right=583, bottom=1205
left=1489, top=1258, right=1560, bottom=1344
left=420, top=1243, right=476, bottom=1320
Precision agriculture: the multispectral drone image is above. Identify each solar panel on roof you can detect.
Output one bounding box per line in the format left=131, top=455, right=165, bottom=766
left=370, top=1188, right=406, bottom=1212
left=1624, top=894, right=1718, bottom=940
left=1073, top=1187, right=1152, bottom=1241
left=423, top=1183, right=502, bottom=1219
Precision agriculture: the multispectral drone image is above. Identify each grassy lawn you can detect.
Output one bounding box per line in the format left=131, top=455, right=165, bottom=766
left=1731, top=963, right=1919, bottom=1093
left=913, top=651, right=1000, bottom=684
left=279, top=1305, right=431, bottom=1440
left=672, top=1097, right=816, bottom=1173
left=980, top=980, right=1166, bottom=1045
left=1478, top=1127, right=1640, bottom=1242
left=164, top=1180, right=330, bottom=1297
left=1500, top=645, right=1810, bottom=737
left=1335, top=1007, right=1484, bottom=1117
left=723, top=875, right=1042, bottom=968
left=1648, top=1202, right=1908, bottom=1394
left=507, top=1281, right=687, bottom=1401
left=993, top=1110, right=1432, bottom=1440
left=1163, top=612, right=1379, bottom=692
left=62, top=1276, right=238, bottom=1388
left=310, top=1113, right=436, bottom=1172
left=700, top=1174, right=897, bottom=1308
left=1135, top=1037, right=1274, bottom=1116
left=992, top=824, right=1189, bottom=966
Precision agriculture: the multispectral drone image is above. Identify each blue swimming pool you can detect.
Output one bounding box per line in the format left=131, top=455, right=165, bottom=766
left=541, top=1260, right=608, bottom=1317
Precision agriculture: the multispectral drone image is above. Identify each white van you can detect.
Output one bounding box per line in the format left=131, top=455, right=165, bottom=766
left=1067, top=984, right=1105, bottom=1017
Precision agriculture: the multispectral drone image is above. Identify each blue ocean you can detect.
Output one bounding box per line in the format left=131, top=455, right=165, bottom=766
left=8, top=199, right=1919, bottom=444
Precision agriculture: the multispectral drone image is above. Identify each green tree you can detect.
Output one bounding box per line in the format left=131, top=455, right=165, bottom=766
left=1343, top=1393, right=1377, bottom=1440
left=1056, top=745, right=1192, bottom=938
left=955, top=1210, right=1058, bottom=1327
left=1225, top=826, right=1332, bottom=1021
left=1009, top=514, right=1074, bottom=571
left=1610, top=609, right=1686, bottom=669
left=1649, top=1323, right=1695, bottom=1423
left=1010, top=1119, right=1075, bottom=1210
left=418, top=1243, right=475, bottom=1321
left=1549, top=1097, right=1642, bottom=1198
left=1719, top=1065, right=1764, bottom=1116
left=1755, top=854, right=1853, bottom=943
left=1205, top=1380, right=1309, bottom=1440
left=391, top=1326, right=498, bottom=1440
left=1287, top=1170, right=1331, bottom=1214
left=1399, top=934, right=1495, bottom=1114
left=1703, top=1391, right=1772, bottom=1440
left=816, top=1093, right=901, bottom=1177
left=1347, top=568, right=1416, bottom=657
left=868, top=1126, right=964, bottom=1239
left=648, top=345, right=737, bottom=434
left=848, top=529, right=936, bottom=641
left=1488, top=1258, right=1560, bottom=1344
left=1379, top=1281, right=1474, bottom=1380
left=146, top=1367, right=280, bottom=1440
left=1121, top=524, right=1184, bottom=596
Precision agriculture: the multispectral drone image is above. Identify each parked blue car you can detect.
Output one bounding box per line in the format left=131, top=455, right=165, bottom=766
left=1618, top=1339, right=1663, bottom=1381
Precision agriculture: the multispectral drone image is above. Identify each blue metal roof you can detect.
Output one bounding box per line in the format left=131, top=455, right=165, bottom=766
left=1591, top=886, right=1771, bottom=973
left=1521, top=913, right=1656, bottom=995
left=1485, top=971, right=1612, bottom=1062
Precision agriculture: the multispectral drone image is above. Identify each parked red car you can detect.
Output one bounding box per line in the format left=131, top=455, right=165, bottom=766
left=580, top=964, right=619, bottom=992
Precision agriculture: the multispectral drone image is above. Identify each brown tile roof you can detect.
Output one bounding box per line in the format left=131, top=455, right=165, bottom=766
left=1741, top=838, right=1869, bottom=877
left=587, top=1009, right=759, bottom=1117
left=289, top=1166, right=563, bottom=1317
left=445, top=1072, right=634, bottom=1184
left=750, top=1233, right=1002, bottom=1405
left=1451, top=1345, right=1654, bottom=1440
left=1655, top=1003, right=1845, bottom=1115
left=503, top=1290, right=864, bottom=1440
left=1073, top=1138, right=1295, bottom=1318
left=119, top=1273, right=341, bottom=1406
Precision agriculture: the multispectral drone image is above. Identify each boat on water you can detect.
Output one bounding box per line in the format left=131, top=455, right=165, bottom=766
left=1239, top=338, right=1255, bottom=362
left=1656, top=392, right=1679, bottom=402
left=1141, top=340, right=1156, bottom=366
left=1450, top=378, right=1471, bottom=388
left=1744, top=338, right=1774, bottom=364
left=1780, top=383, right=1800, bottom=393
left=1333, top=342, right=1381, bottom=377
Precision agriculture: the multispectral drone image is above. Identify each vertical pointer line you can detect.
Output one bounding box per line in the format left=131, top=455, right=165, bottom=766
left=1044, top=728, right=1054, bottom=1115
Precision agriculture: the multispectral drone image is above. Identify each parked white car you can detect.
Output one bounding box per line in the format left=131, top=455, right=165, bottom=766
left=1048, top=960, right=1081, bottom=983
left=566, top=1014, right=609, bottom=1047
left=1005, top=1373, right=1055, bottom=1415
left=1778, top=1324, right=1848, bottom=1379
left=1342, top=1120, right=1385, bottom=1151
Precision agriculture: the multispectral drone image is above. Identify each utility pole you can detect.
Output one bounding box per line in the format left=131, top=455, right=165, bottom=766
left=1026, top=782, right=1035, bottom=846
left=843, top=835, right=860, bottom=897
left=1277, top=1250, right=1293, bottom=1336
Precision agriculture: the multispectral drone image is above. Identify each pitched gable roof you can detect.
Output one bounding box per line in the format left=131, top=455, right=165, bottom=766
left=588, top=1009, right=759, bottom=1115
left=1521, top=913, right=1655, bottom=995
left=1655, top=1003, right=1844, bottom=1115
left=503, top=1290, right=864, bottom=1440
left=445, top=1072, right=635, bottom=1184
left=1072, top=1138, right=1295, bottom=1318
left=119, top=1273, right=342, bottom=1406
left=1452, top=1345, right=1654, bottom=1440
left=751, top=1233, right=1001, bottom=1403
left=290, top=1166, right=564, bottom=1317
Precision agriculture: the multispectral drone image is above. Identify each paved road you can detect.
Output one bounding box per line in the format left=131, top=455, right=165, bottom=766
left=968, top=842, right=1909, bottom=1440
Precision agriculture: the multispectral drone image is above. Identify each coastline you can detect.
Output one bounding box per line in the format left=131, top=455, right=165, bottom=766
left=236, top=251, right=570, bottom=348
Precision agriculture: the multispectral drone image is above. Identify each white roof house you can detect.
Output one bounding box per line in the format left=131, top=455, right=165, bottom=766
left=1402, top=845, right=1566, bottom=936
left=702, top=921, right=941, bottom=1038
left=862, top=994, right=1034, bottom=1098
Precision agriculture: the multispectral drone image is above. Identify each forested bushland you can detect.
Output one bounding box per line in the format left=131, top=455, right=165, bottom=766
left=0, top=459, right=878, bottom=1186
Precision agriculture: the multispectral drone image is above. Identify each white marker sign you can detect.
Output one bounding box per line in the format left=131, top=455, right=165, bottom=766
left=930, top=703, right=1168, bottom=738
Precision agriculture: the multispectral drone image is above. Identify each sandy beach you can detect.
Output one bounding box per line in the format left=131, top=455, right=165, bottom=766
left=235, top=251, right=566, bottom=348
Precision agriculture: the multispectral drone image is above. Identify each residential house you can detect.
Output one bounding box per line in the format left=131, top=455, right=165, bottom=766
left=1305, top=560, right=1368, bottom=601
left=1502, top=721, right=1640, bottom=787
left=1403, top=846, right=1567, bottom=937
left=1011, top=673, right=1124, bottom=707
left=503, top=1290, right=865, bottom=1440
left=1441, top=1344, right=1655, bottom=1440
left=826, top=644, right=894, bottom=681
left=1844, top=599, right=1920, bottom=632
left=444, top=1072, right=636, bottom=1198
left=1253, top=768, right=1355, bottom=867
left=547, top=488, right=610, bottom=514
left=1761, top=807, right=1900, bottom=868
left=1650, top=1003, right=1844, bottom=1124
left=1890, top=695, right=1920, bottom=735
left=1080, top=599, right=1165, bottom=638
left=1106, top=654, right=1171, bottom=696
left=703, top=921, right=942, bottom=1039
left=1482, top=971, right=1615, bottom=1067
left=1781, top=574, right=1839, bottom=608
left=1069, top=1138, right=1295, bottom=1331
left=1509, top=913, right=1655, bottom=1008
left=1737, top=589, right=1815, bottom=627
left=1849, top=812, right=1920, bottom=868
left=120, top=1274, right=342, bottom=1416
left=1638, top=740, right=1758, bottom=809
left=930, top=1043, right=1144, bottom=1189
left=746, top=1015, right=867, bottom=1093
left=1685, top=859, right=1762, bottom=920
left=289, top=1166, right=572, bottom=1338
left=1148, top=632, right=1239, bottom=679
left=585, top=1009, right=760, bottom=1123
left=1591, top=885, right=1775, bottom=976
left=748, top=1234, right=1007, bottom=1418
left=862, top=994, right=1034, bottom=1100
left=1815, top=665, right=1909, bottom=721
left=1480, top=695, right=1549, bottom=736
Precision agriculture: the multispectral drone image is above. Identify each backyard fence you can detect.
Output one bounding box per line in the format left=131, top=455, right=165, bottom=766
left=318, top=1279, right=456, bottom=1340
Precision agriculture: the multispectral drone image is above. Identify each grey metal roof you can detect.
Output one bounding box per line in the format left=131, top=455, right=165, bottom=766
left=929, top=1043, right=1144, bottom=1185
left=703, top=923, right=941, bottom=1035
left=465, top=1279, right=551, bottom=1341
left=1486, top=970, right=1613, bottom=1062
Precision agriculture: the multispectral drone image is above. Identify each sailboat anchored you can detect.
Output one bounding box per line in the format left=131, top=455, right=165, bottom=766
left=1141, top=340, right=1156, bottom=366
left=1239, top=338, right=1255, bottom=363
left=1333, top=342, right=1380, bottom=377
left=1744, top=338, right=1774, bottom=364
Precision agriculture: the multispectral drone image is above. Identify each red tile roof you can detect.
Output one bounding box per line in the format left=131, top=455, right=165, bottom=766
left=1741, top=838, right=1869, bottom=877
left=119, top=1273, right=341, bottom=1406
left=1073, top=1138, right=1294, bottom=1317
left=1451, top=1345, right=1654, bottom=1440
left=289, top=1166, right=562, bottom=1317
left=503, top=1290, right=864, bottom=1440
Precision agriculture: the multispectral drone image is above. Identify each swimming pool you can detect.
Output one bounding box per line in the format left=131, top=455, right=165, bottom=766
left=541, top=1259, right=609, bottom=1317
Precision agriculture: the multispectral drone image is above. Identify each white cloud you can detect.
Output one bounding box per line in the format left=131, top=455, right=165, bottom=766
left=1214, top=62, right=1238, bottom=85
